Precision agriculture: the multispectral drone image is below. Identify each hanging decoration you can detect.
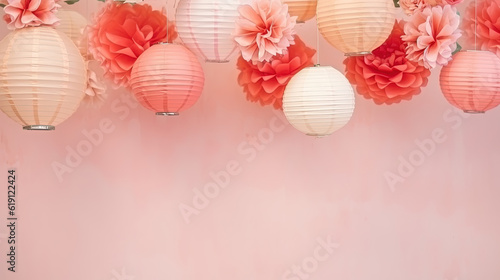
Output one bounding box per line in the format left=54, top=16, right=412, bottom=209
left=175, top=0, right=250, bottom=63
left=402, top=4, right=462, bottom=69
left=237, top=36, right=316, bottom=109
left=344, top=20, right=431, bottom=105
left=56, top=8, right=88, bottom=56
left=0, top=0, right=87, bottom=130
left=283, top=66, right=355, bottom=137
left=234, top=0, right=296, bottom=63
left=440, top=51, right=500, bottom=113
left=462, top=0, right=500, bottom=57
left=82, top=60, right=108, bottom=108
left=316, top=0, right=396, bottom=56
left=130, top=43, right=205, bottom=115
left=283, top=0, right=317, bottom=23
left=87, top=0, right=177, bottom=88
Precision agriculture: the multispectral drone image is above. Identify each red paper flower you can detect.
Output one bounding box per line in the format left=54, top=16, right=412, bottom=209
left=462, top=0, right=500, bottom=57
left=344, top=21, right=431, bottom=105
left=234, top=0, right=296, bottom=63
left=237, top=36, right=315, bottom=109
left=402, top=4, right=461, bottom=69
left=3, top=0, right=60, bottom=30
left=88, top=0, right=177, bottom=88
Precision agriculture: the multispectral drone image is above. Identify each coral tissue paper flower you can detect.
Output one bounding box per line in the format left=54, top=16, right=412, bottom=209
left=237, top=36, right=315, bottom=109
left=235, top=0, right=297, bottom=63
left=463, top=0, right=500, bottom=57
left=402, top=4, right=462, bottom=69
left=3, top=0, right=60, bottom=30
left=88, top=0, right=177, bottom=88
left=344, top=21, right=431, bottom=105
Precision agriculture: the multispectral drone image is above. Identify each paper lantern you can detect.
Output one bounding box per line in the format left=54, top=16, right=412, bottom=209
left=56, top=9, right=88, bottom=56
left=175, top=0, right=248, bottom=63
left=130, top=43, right=205, bottom=115
left=283, top=65, right=355, bottom=136
left=440, top=51, right=500, bottom=114
left=0, top=27, right=87, bottom=130
left=283, top=0, right=317, bottom=23
left=316, top=0, right=396, bottom=56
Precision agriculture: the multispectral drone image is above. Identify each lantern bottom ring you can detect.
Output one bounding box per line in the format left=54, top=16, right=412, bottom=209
left=205, top=59, right=230, bottom=63
left=156, top=112, right=180, bottom=116
left=307, top=133, right=329, bottom=138
left=23, top=125, right=56, bottom=131
left=463, top=110, right=485, bottom=114
left=345, top=51, right=371, bottom=57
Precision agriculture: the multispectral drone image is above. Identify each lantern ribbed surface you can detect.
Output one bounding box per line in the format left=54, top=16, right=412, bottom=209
left=283, top=0, right=317, bottom=23
left=283, top=66, right=355, bottom=136
left=175, top=0, right=248, bottom=63
left=440, top=51, right=500, bottom=114
left=0, top=27, right=87, bottom=130
left=130, top=44, right=205, bottom=115
left=316, top=0, right=396, bottom=55
left=56, top=9, right=88, bottom=55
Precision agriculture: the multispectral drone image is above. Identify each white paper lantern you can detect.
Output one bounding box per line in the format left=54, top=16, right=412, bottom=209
left=0, top=27, right=87, bottom=130
left=283, top=65, right=355, bottom=136
left=283, top=0, right=317, bottom=23
left=56, top=9, right=88, bottom=56
left=175, top=0, right=249, bottom=63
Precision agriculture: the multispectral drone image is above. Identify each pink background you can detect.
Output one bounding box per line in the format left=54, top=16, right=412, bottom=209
left=1, top=1, right=500, bottom=279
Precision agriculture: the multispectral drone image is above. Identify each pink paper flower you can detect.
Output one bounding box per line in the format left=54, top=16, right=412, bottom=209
left=88, top=0, right=177, bottom=88
left=237, top=36, right=315, bottom=109
left=462, top=0, right=500, bottom=57
left=3, top=0, right=60, bottom=30
left=345, top=21, right=431, bottom=105
left=400, top=0, right=426, bottom=15
left=443, top=0, right=463, bottom=4
left=83, top=60, right=108, bottom=109
left=402, top=4, right=462, bottom=69
left=235, top=0, right=297, bottom=63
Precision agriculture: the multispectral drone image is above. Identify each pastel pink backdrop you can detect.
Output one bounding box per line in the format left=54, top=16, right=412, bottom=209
left=1, top=1, right=500, bottom=280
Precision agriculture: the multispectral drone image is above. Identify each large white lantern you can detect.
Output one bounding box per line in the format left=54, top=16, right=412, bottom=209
left=283, top=65, right=355, bottom=136
left=0, top=27, right=87, bottom=130
left=175, top=0, right=249, bottom=63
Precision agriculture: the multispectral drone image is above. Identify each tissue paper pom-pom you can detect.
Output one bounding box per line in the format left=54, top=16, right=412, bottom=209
left=88, top=0, right=177, bottom=88
left=237, top=36, right=315, bottom=109
left=3, top=0, right=60, bottom=30
left=235, top=0, right=297, bottom=63
left=344, top=21, right=431, bottom=105
left=402, top=5, right=461, bottom=69
left=462, top=0, right=500, bottom=57
left=400, top=0, right=426, bottom=15
left=82, top=60, right=108, bottom=109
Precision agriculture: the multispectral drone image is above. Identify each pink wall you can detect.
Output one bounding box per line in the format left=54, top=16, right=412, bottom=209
left=1, top=1, right=500, bottom=280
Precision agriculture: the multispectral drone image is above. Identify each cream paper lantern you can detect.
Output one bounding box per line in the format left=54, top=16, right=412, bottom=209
left=283, top=0, right=317, bottom=23
left=316, top=0, right=396, bottom=56
left=56, top=9, right=88, bottom=56
left=0, top=27, right=87, bottom=130
left=175, top=0, right=249, bottom=63
left=283, top=65, right=355, bottom=136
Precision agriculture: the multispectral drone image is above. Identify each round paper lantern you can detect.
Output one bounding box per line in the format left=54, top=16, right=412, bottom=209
left=283, top=65, right=355, bottom=136
left=440, top=51, right=500, bottom=114
left=316, top=0, right=396, bottom=56
left=0, top=26, right=87, bottom=130
left=130, top=43, right=205, bottom=115
left=283, top=0, right=317, bottom=23
left=56, top=9, right=88, bottom=56
left=175, top=0, right=248, bottom=63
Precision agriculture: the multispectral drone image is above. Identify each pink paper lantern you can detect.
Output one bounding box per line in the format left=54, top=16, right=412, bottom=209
left=0, top=26, right=87, bottom=130
left=283, top=0, right=317, bottom=23
left=440, top=51, right=500, bottom=114
left=175, top=0, right=249, bottom=63
left=130, top=43, right=205, bottom=115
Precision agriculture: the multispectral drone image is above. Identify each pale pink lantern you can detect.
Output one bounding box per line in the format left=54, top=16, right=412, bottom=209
left=55, top=9, right=88, bottom=56
left=316, top=0, right=395, bottom=56
left=0, top=27, right=87, bottom=130
left=130, top=43, right=205, bottom=115
left=440, top=51, right=500, bottom=114
left=283, top=0, right=317, bottom=23
left=175, top=0, right=250, bottom=63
